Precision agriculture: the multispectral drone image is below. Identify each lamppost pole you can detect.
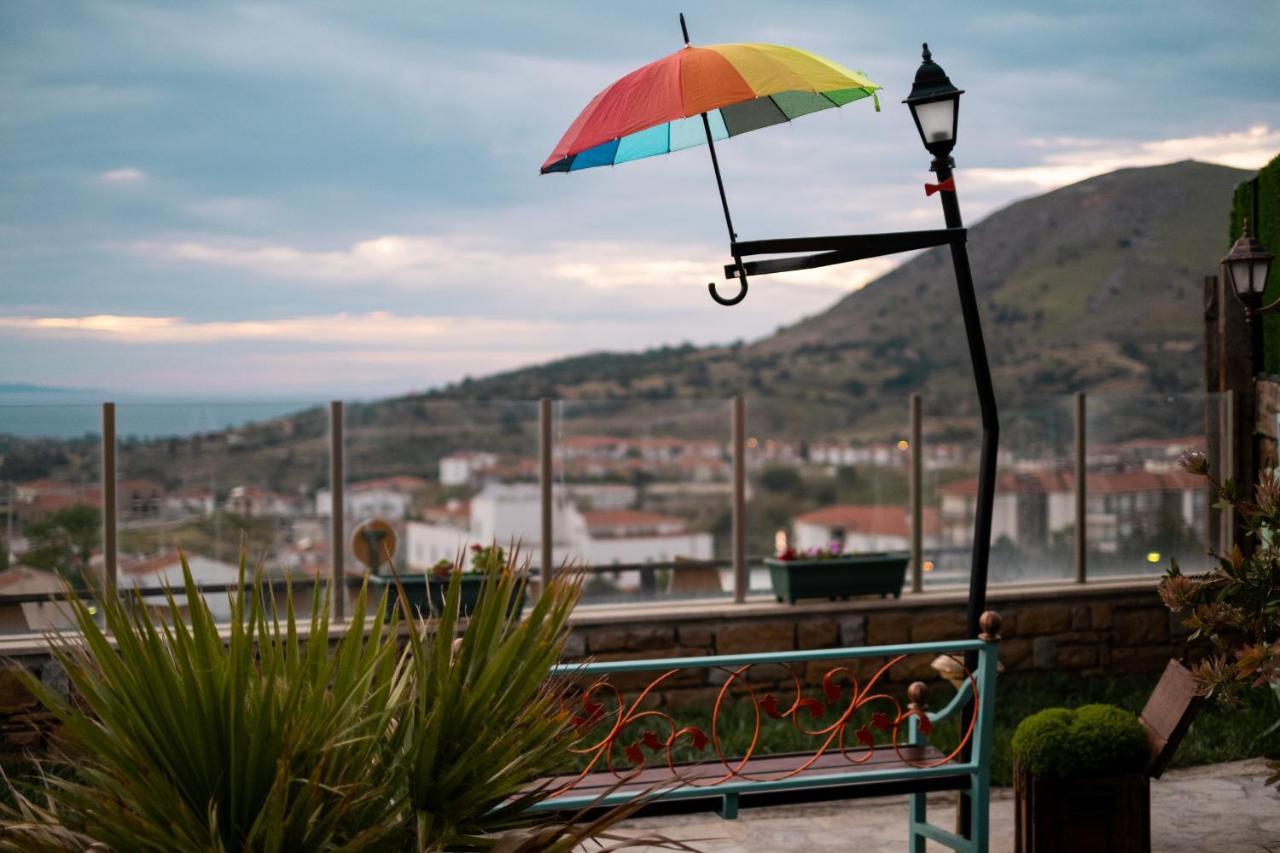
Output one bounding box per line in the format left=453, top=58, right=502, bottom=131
left=904, top=43, right=998, bottom=842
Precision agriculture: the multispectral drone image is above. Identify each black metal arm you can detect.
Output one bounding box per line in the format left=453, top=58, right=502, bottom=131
left=723, top=228, right=964, bottom=279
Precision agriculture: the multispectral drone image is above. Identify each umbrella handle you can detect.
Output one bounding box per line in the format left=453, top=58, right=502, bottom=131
left=708, top=258, right=749, bottom=306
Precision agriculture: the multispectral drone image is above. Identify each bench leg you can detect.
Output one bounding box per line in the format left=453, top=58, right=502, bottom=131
left=908, top=791, right=927, bottom=853
left=969, top=771, right=989, bottom=853
left=719, top=792, right=739, bottom=820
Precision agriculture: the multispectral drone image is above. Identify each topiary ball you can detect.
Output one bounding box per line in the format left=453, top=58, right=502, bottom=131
left=1012, top=704, right=1148, bottom=778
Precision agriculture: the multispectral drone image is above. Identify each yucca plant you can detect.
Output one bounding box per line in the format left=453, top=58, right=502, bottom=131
left=397, top=554, right=579, bottom=850
left=0, top=556, right=411, bottom=853
left=395, top=554, right=690, bottom=852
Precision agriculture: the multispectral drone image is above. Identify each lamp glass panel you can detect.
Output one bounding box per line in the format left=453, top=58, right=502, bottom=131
left=912, top=98, right=956, bottom=144
left=1230, top=258, right=1263, bottom=295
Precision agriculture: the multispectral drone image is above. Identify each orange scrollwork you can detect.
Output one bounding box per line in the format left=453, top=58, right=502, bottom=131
left=553, top=654, right=978, bottom=796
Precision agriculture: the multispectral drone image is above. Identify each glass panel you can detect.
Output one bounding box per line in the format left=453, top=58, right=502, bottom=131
left=554, top=399, right=730, bottom=605
left=354, top=399, right=539, bottom=613
left=751, top=396, right=912, bottom=598
left=0, top=404, right=102, bottom=633
left=114, top=401, right=326, bottom=623
left=914, top=98, right=955, bottom=143
left=1085, top=393, right=1213, bottom=579
left=925, top=397, right=1075, bottom=588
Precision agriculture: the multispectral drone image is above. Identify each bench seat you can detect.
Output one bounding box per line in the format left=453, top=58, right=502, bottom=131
left=541, top=745, right=970, bottom=818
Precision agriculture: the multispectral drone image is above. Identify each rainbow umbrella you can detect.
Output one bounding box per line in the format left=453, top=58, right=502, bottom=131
left=540, top=38, right=880, bottom=174
left=540, top=15, right=880, bottom=305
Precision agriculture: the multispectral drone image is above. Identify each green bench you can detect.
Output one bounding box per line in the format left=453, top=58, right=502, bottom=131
left=537, top=611, right=1004, bottom=852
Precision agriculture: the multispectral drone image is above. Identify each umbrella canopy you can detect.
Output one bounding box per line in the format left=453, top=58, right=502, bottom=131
left=540, top=43, right=880, bottom=174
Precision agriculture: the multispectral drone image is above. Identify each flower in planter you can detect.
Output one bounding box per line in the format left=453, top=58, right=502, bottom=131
left=429, top=558, right=454, bottom=579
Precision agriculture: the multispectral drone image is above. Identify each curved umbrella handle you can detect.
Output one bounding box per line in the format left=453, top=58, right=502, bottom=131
left=709, top=259, right=749, bottom=307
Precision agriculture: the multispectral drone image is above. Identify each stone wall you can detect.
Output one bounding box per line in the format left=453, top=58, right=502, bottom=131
left=0, top=580, right=1178, bottom=761
left=560, top=580, right=1183, bottom=710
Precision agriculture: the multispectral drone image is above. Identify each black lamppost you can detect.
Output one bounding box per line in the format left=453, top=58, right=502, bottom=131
left=905, top=44, right=996, bottom=842
left=1223, top=217, right=1276, bottom=375
left=903, top=43, right=998, bottom=648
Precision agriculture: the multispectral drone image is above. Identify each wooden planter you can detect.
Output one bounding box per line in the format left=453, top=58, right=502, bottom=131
left=1014, top=761, right=1150, bottom=853
left=368, top=574, right=524, bottom=618
left=763, top=552, right=908, bottom=604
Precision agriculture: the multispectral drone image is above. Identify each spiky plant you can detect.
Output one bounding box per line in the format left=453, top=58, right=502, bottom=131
left=0, top=556, right=411, bottom=852
left=396, top=552, right=584, bottom=851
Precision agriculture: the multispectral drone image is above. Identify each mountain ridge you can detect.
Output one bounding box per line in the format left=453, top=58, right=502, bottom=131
left=422, top=159, right=1248, bottom=438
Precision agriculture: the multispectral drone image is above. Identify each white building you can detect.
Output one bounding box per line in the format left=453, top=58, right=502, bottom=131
left=439, top=452, right=498, bottom=486
left=315, top=476, right=427, bottom=521
left=406, top=482, right=712, bottom=571
left=791, top=504, right=940, bottom=553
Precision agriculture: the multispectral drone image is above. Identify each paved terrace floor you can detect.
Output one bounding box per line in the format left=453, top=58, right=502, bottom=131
left=617, top=759, right=1279, bottom=852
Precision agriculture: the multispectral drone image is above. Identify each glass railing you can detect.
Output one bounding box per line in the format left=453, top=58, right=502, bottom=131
left=747, top=396, right=913, bottom=596
left=0, top=404, right=103, bottom=633
left=345, top=398, right=540, bottom=615
left=1085, top=393, right=1215, bottom=580
left=554, top=398, right=733, bottom=605
left=0, top=391, right=1228, bottom=630
left=114, top=400, right=327, bottom=622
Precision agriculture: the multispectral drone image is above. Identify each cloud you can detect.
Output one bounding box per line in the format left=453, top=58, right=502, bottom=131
left=0, top=311, right=554, bottom=346
left=123, top=231, right=899, bottom=298
left=97, top=167, right=146, bottom=184
left=966, top=125, right=1278, bottom=191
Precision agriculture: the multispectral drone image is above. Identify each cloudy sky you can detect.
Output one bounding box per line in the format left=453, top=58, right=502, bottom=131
left=2, top=1, right=1277, bottom=399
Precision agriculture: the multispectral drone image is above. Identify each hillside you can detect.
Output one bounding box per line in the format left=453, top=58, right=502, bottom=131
left=0, top=160, right=1253, bottom=491
left=428, top=160, right=1248, bottom=438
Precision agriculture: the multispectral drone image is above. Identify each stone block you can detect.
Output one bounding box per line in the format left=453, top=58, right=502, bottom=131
left=716, top=620, right=794, bottom=654
left=561, top=630, right=587, bottom=659
left=999, top=638, right=1034, bottom=670
left=1071, top=605, right=1091, bottom=630
left=1032, top=636, right=1058, bottom=669
left=909, top=611, right=966, bottom=643
left=867, top=612, right=912, bottom=645
left=0, top=666, right=39, bottom=714
left=1056, top=644, right=1098, bottom=670
left=1113, top=608, right=1168, bottom=645
left=838, top=614, right=866, bottom=646
left=796, top=618, right=838, bottom=649
left=1109, top=645, right=1175, bottom=674
left=677, top=624, right=714, bottom=647
left=1017, top=605, right=1071, bottom=636
left=1090, top=602, right=1113, bottom=629
left=585, top=625, right=675, bottom=654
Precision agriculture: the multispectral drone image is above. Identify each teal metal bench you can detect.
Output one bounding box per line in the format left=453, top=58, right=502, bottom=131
left=537, top=611, right=1003, bottom=852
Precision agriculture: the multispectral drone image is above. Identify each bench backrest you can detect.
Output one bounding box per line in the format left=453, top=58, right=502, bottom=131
left=1139, top=658, right=1203, bottom=779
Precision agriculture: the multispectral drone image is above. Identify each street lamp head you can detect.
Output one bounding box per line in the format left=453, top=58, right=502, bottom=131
left=904, top=43, right=964, bottom=165
left=1223, top=218, right=1274, bottom=306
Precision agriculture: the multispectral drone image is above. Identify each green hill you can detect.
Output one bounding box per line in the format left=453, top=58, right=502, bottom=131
left=426, top=160, right=1248, bottom=439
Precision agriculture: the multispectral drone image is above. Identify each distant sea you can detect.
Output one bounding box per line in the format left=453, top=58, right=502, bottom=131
left=0, top=386, right=321, bottom=440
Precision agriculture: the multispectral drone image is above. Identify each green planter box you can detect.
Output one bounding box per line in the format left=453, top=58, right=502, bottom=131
left=764, top=552, right=908, bottom=604
left=367, top=574, right=525, bottom=619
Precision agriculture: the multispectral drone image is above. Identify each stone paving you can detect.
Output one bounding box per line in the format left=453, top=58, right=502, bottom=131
left=618, top=759, right=1280, bottom=852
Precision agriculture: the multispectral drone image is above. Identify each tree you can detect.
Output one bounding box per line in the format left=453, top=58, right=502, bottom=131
left=23, top=503, right=101, bottom=587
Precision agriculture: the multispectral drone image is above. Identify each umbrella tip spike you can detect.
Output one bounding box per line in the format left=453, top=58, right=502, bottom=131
left=679, top=12, right=690, bottom=45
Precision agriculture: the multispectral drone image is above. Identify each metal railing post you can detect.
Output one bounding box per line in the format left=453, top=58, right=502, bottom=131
left=101, top=402, right=117, bottom=602
left=1074, top=392, right=1087, bottom=584
left=539, top=398, right=554, bottom=596
left=910, top=394, right=924, bottom=594
left=329, top=401, right=345, bottom=621
left=732, top=395, right=746, bottom=603
left=1221, top=390, right=1236, bottom=553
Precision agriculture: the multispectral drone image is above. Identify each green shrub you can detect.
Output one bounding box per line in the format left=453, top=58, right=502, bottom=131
left=1012, top=704, right=1148, bottom=778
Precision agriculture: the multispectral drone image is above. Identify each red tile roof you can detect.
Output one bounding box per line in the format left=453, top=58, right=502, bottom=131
left=792, top=504, right=940, bottom=537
